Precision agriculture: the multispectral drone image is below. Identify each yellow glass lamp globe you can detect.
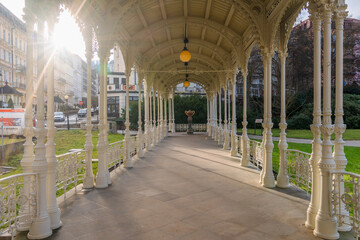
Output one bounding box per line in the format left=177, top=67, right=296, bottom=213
left=180, top=49, right=191, bottom=62
left=184, top=80, right=190, bottom=88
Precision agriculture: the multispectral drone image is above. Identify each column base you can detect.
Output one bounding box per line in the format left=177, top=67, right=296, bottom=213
left=107, top=171, right=111, bottom=185
left=83, top=176, right=94, bottom=189
left=48, top=208, right=62, bottom=230
left=276, top=175, right=290, bottom=188
left=95, top=174, right=108, bottom=188
left=337, top=209, right=352, bottom=232
left=262, top=175, right=276, bottom=188
left=16, top=215, right=31, bottom=232
left=240, top=159, right=250, bottom=167
left=338, top=225, right=352, bottom=232
left=313, top=212, right=339, bottom=239
left=27, top=216, right=52, bottom=239
left=230, top=147, right=237, bottom=157
left=137, top=149, right=145, bottom=158
left=305, top=204, right=318, bottom=230
left=124, top=156, right=133, bottom=168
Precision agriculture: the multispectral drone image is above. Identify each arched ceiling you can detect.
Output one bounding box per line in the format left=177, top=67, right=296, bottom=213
left=65, top=0, right=308, bottom=94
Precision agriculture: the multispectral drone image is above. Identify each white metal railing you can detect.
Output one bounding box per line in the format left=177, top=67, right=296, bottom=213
left=129, top=136, right=137, bottom=157
left=56, top=150, right=86, bottom=198
left=249, top=140, right=263, bottom=171
left=0, top=173, right=38, bottom=239
left=175, top=123, right=207, bottom=132
left=237, top=135, right=242, bottom=158
left=285, top=149, right=312, bottom=194
left=331, top=171, right=360, bottom=238
left=107, top=140, right=124, bottom=171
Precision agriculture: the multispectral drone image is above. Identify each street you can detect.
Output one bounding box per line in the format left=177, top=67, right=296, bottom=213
left=52, top=114, right=99, bottom=126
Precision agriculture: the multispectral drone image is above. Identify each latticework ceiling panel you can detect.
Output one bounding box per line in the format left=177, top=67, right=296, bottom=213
left=69, top=0, right=306, bottom=91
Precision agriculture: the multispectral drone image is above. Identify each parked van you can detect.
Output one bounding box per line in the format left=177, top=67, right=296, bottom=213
left=0, top=108, right=28, bottom=136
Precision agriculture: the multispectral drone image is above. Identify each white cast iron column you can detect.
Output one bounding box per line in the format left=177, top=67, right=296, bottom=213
left=314, top=7, right=339, bottom=239
left=172, top=95, right=175, bottom=133
left=306, top=9, right=322, bottom=229
left=218, top=90, right=223, bottom=145
left=260, top=54, right=268, bottom=184
left=276, top=51, right=290, bottom=188
left=149, top=88, right=154, bottom=148
left=124, top=69, right=133, bottom=168
left=223, top=82, right=229, bottom=150
left=162, top=95, right=165, bottom=139
left=19, top=2, right=34, bottom=231
left=215, top=93, right=219, bottom=142
left=45, top=17, right=61, bottom=230
left=28, top=19, right=52, bottom=240
left=95, top=52, right=108, bottom=188
left=83, top=27, right=94, bottom=189
left=157, top=92, right=161, bottom=142
left=206, top=97, right=210, bottom=135
left=241, top=71, right=250, bottom=166
left=103, top=61, right=110, bottom=184
left=137, top=77, right=144, bottom=158
left=261, top=51, right=275, bottom=188
left=228, top=87, right=231, bottom=137
left=230, top=78, right=237, bottom=157
left=152, top=88, right=157, bottom=146
left=168, top=96, right=172, bottom=133
left=209, top=96, right=213, bottom=137
left=334, top=7, right=351, bottom=232
left=165, top=97, right=168, bottom=137
left=144, top=80, right=151, bottom=151
left=212, top=94, right=216, bottom=139
left=158, top=92, right=163, bottom=142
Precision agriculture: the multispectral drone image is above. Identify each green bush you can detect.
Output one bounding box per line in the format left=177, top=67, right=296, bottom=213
left=174, top=95, right=207, bottom=123
left=287, top=113, right=313, bottom=129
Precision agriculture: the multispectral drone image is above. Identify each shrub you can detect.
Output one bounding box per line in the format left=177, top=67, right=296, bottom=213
left=287, top=113, right=313, bottom=129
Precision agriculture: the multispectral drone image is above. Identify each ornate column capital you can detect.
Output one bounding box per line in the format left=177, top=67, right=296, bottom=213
left=278, top=51, right=288, bottom=60
left=320, top=6, right=333, bottom=23
left=260, top=49, right=274, bottom=63
left=334, top=9, right=347, bottom=28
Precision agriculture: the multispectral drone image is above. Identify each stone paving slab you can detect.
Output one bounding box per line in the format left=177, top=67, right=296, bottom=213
left=15, top=132, right=351, bottom=239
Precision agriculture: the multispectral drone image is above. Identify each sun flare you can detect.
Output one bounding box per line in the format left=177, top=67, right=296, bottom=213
left=53, top=9, right=85, bottom=59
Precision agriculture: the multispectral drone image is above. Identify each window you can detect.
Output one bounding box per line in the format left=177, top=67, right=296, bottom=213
left=121, top=78, right=126, bottom=85
left=129, top=96, right=138, bottom=101
left=8, top=53, right=11, bottom=63
left=19, top=40, right=22, bottom=50
left=3, top=30, right=5, bottom=40
left=15, top=38, right=17, bottom=48
left=8, top=33, right=10, bottom=44
left=107, top=96, right=119, bottom=117
left=114, top=77, right=119, bottom=89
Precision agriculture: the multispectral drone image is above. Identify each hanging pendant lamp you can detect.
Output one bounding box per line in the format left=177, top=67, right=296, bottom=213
left=180, top=24, right=191, bottom=62
left=184, top=75, right=190, bottom=88
left=184, top=62, right=190, bottom=87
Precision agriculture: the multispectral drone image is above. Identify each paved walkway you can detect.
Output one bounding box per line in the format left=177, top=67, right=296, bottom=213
left=17, top=133, right=343, bottom=239
left=248, top=134, right=360, bottom=147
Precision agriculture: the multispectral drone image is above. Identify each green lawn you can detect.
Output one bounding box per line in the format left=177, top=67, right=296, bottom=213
left=0, top=137, right=24, bottom=145
left=269, top=141, right=360, bottom=175
left=55, top=129, right=124, bottom=158
left=0, top=130, right=124, bottom=179
left=240, top=128, right=360, bottom=140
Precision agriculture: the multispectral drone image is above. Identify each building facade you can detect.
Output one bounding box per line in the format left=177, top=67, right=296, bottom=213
left=0, top=3, right=27, bottom=108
